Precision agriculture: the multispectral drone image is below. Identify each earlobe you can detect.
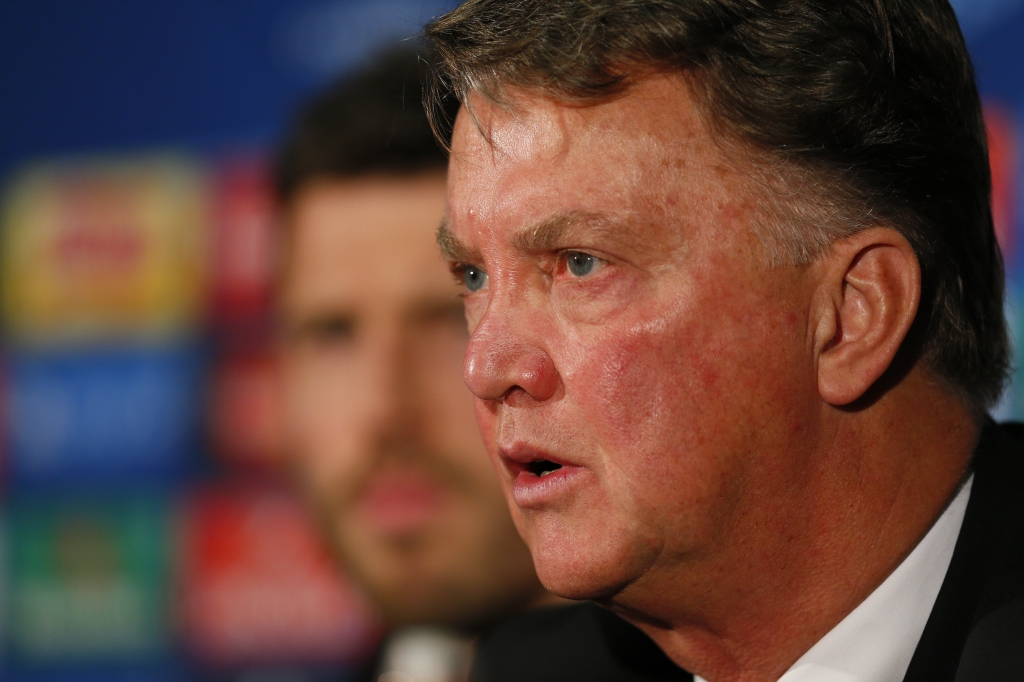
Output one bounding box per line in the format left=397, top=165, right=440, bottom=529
left=816, top=229, right=921, bottom=406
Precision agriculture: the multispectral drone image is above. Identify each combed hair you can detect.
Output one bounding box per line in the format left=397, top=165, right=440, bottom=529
left=425, top=0, right=1009, bottom=414
left=274, top=46, right=459, bottom=204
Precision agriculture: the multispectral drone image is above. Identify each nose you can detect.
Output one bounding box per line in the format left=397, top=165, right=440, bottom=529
left=361, top=318, right=413, bottom=433
left=464, top=302, right=559, bottom=404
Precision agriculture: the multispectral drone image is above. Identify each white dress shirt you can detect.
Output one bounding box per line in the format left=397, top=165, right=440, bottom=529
left=694, top=475, right=973, bottom=682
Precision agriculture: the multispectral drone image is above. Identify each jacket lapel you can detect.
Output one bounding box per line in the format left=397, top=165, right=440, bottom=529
left=902, top=422, right=1024, bottom=681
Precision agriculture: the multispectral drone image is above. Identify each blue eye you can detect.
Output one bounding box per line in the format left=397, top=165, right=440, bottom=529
left=464, top=266, right=488, bottom=292
left=566, top=251, right=603, bottom=277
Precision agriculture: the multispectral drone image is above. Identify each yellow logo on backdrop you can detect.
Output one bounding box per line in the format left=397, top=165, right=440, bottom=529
left=0, top=156, right=209, bottom=346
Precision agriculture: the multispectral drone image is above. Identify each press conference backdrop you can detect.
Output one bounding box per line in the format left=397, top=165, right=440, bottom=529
left=0, top=1, right=1020, bottom=680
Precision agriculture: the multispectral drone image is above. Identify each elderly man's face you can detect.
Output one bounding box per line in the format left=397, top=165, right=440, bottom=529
left=445, top=77, right=823, bottom=601
left=281, top=174, right=541, bottom=627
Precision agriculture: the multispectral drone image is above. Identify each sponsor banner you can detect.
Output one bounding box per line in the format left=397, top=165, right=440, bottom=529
left=985, top=105, right=1024, bottom=420
left=210, top=158, right=277, bottom=326
left=0, top=156, right=209, bottom=346
left=997, top=284, right=1024, bottom=421
left=178, top=485, right=379, bottom=668
left=4, top=491, right=172, bottom=666
left=207, top=349, right=285, bottom=472
left=193, top=665, right=355, bottom=682
left=4, top=345, right=203, bottom=483
left=987, top=103, right=1021, bottom=270
left=1, top=512, right=7, bottom=668
left=0, top=357, right=6, bottom=488
left=3, top=665, right=186, bottom=682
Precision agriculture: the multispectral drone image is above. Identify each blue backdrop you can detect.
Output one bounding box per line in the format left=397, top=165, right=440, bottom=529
left=0, top=1, right=1021, bottom=680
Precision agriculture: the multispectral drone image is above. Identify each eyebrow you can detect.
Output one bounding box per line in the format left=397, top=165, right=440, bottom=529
left=437, top=220, right=481, bottom=262
left=510, top=210, right=620, bottom=253
left=436, top=209, right=629, bottom=263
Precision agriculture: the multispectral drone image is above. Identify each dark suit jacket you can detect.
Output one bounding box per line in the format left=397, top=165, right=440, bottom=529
left=905, top=420, right=1024, bottom=681
left=471, top=421, right=1024, bottom=682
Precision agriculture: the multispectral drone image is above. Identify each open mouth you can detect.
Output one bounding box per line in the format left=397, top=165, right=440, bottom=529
left=525, top=459, right=563, bottom=477
left=503, top=448, right=583, bottom=507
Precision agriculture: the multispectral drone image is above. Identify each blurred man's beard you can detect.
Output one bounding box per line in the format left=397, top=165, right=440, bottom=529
left=315, top=443, right=488, bottom=628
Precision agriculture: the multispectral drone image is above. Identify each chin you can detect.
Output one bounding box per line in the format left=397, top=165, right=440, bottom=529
left=356, top=554, right=451, bottom=626
left=526, top=519, right=648, bottom=601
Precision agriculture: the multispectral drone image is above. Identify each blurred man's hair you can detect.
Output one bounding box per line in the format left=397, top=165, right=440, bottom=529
left=274, top=46, right=458, bottom=205
left=425, top=0, right=1009, bottom=415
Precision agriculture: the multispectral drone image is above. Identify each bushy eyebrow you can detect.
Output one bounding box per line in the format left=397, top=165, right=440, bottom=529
left=512, top=210, right=628, bottom=253
left=437, top=220, right=481, bottom=262
left=437, top=209, right=628, bottom=262
left=511, top=210, right=596, bottom=252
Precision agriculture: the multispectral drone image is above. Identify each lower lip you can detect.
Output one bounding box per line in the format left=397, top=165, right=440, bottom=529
left=511, top=466, right=587, bottom=509
left=356, top=478, right=446, bottom=534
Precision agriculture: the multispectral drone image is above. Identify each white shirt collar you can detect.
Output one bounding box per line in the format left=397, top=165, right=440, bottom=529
left=694, top=475, right=973, bottom=682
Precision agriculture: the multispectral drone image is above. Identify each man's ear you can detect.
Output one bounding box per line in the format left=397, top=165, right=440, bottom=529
left=813, top=228, right=921, bottom=406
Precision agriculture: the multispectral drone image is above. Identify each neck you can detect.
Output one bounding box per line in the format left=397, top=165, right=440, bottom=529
left=607, top=370, right=979, bottom=682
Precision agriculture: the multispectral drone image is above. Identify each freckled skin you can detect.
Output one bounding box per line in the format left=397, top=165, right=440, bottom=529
left=446, top=77, right=978, bottom=681
left=280, top=175, right=546, bottom=629
left=453, top=76, right=818, bottom=597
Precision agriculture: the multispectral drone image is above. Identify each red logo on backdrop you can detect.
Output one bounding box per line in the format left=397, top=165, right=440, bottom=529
left=211, top=157, right=278, bottom=324
left=985, top=104, right=1020, bottom=266
left=52, top=227, right=144, bottom=272
left=208, top=350, right=285, bottom=470
left=178, top=486, right=381, bottom=667
left=53, top=181, right=148, bottom=276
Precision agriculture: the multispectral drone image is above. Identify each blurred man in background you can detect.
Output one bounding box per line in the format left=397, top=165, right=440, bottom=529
left=274, top=49, right=556, bottom=682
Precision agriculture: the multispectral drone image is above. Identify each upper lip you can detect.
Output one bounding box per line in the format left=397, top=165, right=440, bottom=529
left=498, top=442, right=578, bottom=470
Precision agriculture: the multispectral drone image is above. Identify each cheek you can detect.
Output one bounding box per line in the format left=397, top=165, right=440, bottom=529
left=567, top=284, right=810, bottom=515
left=411, top=326, right=483, bottom=457
left=282, top=351, right=366, bottom=492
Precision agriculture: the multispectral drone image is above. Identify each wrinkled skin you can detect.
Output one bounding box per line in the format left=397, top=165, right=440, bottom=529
left=442, top=77, right=977, bottom=681
left=281, top=174, right=544, bottom=629
left=446, top=78, right=818, bottom=602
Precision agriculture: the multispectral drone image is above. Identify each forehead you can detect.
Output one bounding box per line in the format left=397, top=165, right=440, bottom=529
left=447, top=75, right=737, bottom=244
left=285, top=174, right=452, bottom=307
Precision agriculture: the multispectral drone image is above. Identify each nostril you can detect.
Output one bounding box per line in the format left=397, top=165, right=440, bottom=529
left=503, top=384, right=544, bottom=407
